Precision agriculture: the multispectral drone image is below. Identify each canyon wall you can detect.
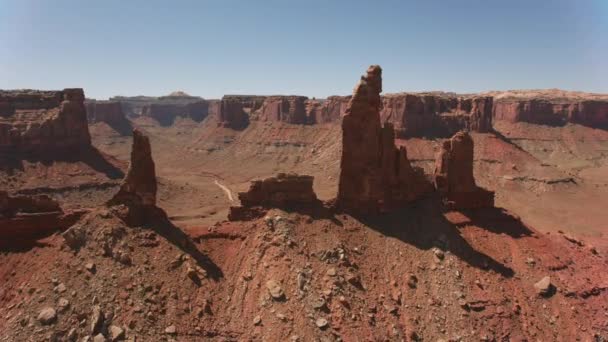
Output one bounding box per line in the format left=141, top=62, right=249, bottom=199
left=0, top=89, right=91, bottom=153
left=493, top=98, right=608, bottom=128
left=380, top=93, right=493, bottom=137
left=217, top=95, right=266, bottom=129
left=85, top=100, right=131, bottom=130
left=252, top=96, right=310, bottom=124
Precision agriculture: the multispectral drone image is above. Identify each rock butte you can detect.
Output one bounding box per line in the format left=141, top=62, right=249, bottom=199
left=434, top=131, right=495, bottom=209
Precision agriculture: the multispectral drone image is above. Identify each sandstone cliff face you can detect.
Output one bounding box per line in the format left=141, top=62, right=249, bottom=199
left=434, top=131, right=494, bottom=209
left=0, top=89, right=91, bottom=153
left=337, top=65, right=430, bottom=214
left=217, top=96, right=266, bottom=129
left=107, top=129, right=158, bottom=225
left=253, top=96, right=310, bottom=124
left=380, top=94, right=493, bottom=137
left=493, top=99, right=608, bottom=127
left=85, top=100, right=131, bottom=130
left=305, top=96, right=350, bottom=124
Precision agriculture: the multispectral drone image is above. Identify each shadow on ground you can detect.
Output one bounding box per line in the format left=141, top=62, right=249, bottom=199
left=350, top=196, right=529, bottom=278
left=147, top=208, right=224, bottom=281
left=0, top=146, right=124, bottom=180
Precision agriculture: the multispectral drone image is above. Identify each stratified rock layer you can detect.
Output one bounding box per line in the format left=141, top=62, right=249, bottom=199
left=0, top=191, right=83, bottom=246
left=381, top=93, right=493, bottom=137
left=493, top=98, right=608, bottom=128
left=217, top=96, right=266, bottom=129
left=107, top=129, right=157, bottom=225
left=337, top=65, right=430, bottom=214
left=434, top=131, right=494, bottom=209
left=254, top=96, right=310, bottom=124
left=0, top=89, right=91, bottom=153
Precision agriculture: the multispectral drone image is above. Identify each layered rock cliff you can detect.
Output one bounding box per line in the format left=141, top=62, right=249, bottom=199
left=434, top=131, right=494, bottom=209
left=85, top=100, right=132, bottom=135
left=217, top=95, right=266, bottom=129
left=493, top=98, right=608, bottom=128
left=380, top=93, right=493, bottom=137
left=337, top=65, right=430, bottom=214
left=253, top=96, right=310, bottom=124
left=0, top=89, right=91, bottom=153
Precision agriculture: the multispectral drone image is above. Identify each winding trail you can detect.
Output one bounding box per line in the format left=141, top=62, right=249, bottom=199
left=214, top=179, right=235, bottom=202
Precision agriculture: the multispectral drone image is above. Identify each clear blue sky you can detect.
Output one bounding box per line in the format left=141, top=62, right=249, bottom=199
left=1, top=0, right=606, bottom=99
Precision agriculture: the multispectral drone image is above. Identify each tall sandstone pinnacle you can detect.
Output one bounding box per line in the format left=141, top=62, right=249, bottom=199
left=107, top=129, right=158, bottom=225
left=434, top=131, right=494, bottom=209
left=337, top=65, right=430, bottom=214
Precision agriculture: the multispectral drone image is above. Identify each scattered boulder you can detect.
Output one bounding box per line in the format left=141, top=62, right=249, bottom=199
left=165, top=325, right=177, bottom=335
left=108, top=325, right=125, bottom=341
left=315, top=317, right=329, bottom=329
left=266, top=280, right=285, bottom=300
left=434, top=131, right=495, bottom=209
left=37, top=307, right=57, bottom=325
left=534, top=276, right=556, bottom=297
left=90, top=305, right=104, bottom=334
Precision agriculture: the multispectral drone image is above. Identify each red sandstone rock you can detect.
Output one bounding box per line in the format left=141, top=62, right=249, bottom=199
left=107, top=129, right=157, bottom=225
left=254, top=96, right=310, bottom=124
left=228, top=173, right=319, bottom=220
left=305, top=96, right=350, bottom=124
left=217, top=96, right=266, bottom=129
left=434, top=131, right=494, bottom=209
left=0, top=89, right=91, bottom=153
left=239, top=173, right=317, bottom=207
left=380, top=93, right=493, bottom=137
left=493, top=98, right=608, bottom=128
left=337, top=65, right=430, bottom=214
left=85, top=101, right=132, bottom=134
left=0, top=191, right=84, bottom=246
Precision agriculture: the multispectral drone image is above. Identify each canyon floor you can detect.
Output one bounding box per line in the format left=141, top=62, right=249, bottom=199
left=1, top=115, right=607, bottom=341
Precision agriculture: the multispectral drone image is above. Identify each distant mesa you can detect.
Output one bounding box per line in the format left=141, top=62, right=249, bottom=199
left=167, top=90, right=191, bottom=97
